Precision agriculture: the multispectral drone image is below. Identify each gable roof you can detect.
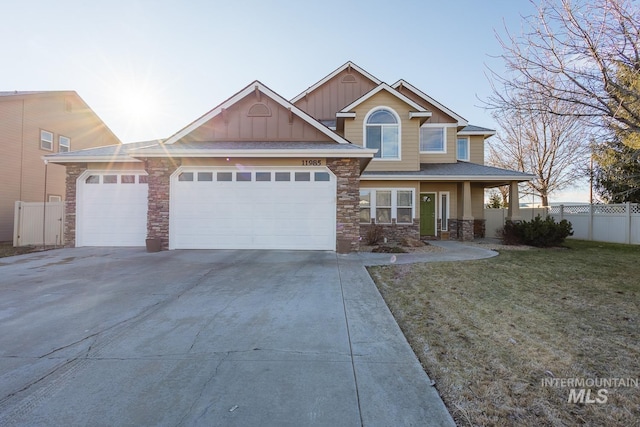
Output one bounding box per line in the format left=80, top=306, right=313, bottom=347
left=337, top=83, right=432, bottom=118
left=392, top=80, right=468, bottom=126
left=362, top=162, right=533, bottom=182
left=163, top=80, right=352, bottom=145
left=290, top=61, right=382, bottom=104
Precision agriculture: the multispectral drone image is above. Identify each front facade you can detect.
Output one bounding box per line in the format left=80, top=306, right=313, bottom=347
left=0, top=91, right=120, bottom=242
left=47, top=62, right=531, bottom=252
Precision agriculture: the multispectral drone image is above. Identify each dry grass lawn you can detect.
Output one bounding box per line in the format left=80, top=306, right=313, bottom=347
left=369, top=240, right=639, bottom=426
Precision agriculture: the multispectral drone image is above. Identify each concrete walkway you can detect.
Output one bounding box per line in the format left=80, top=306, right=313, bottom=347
left=0, top=242, right=495, bottom=426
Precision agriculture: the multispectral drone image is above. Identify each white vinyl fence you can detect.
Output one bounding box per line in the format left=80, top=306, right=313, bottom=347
left=549, top=203, right=640, bottom=245
left=13, top=201, right=65, bottom=247
left=484, top=203, right=640, bottom=245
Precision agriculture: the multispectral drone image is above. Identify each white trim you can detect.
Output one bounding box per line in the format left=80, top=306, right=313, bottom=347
left=339, top=83, right=429, bottom=114
left=290, top=61, right=382, bottom=103
left=439, top=191, right=450, bottom=231
left=419, top=124, right=454, bottom=154
left=40, top=129, right=53, bottom=151
left=44, top=155, right=143, bottom=163
left=58, top=135, right=71, bottom=153
left=361, top=174, right=533, bottom=182
left=129, top=148, right=378, bottom=158
left=456, top=136, right=470, bottom=162
left=164, top=81, right=352, bottom=145
left=360, top=188, right=415, bottom=225
left=458, top=129, right=496, bottom=136
left=409, top=111, right=432, bottom=119
left=363, top=106, right=401, bottom=161
left=392, top=79, right=468, bottom=126
left=336, top=112, right=356, bottom=118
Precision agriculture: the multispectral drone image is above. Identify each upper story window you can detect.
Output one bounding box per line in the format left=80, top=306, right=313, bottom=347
left=40, top=130, right=53, bottom=151
left=365, top=108, right=400, bottom=159
left=59, top=136, right=71, bottom=153
left=420, top=126, right=446, bottom=153
left=457, top=137, right=469, bottom=161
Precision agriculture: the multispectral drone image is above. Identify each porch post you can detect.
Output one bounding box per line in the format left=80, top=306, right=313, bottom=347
left=462, top=181, right=473, bottom=220
left=507, top=181, right=521, bottom=221
left=461, top=181, right=474, bottom=241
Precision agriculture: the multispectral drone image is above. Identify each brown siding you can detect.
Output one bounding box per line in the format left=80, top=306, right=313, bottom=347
left=344, top=91, right=420, bottom=172
left=396, top=86, right=457, bottom=124
left=0, top=93, right=120, bottom=242
left=419, top=126, right=457, bottom=164
left=186, top=93, right=331, bottom=142
left=294, top=69, right=378, bottom=120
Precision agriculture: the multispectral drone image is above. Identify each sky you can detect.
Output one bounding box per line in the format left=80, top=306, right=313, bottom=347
left=0, top=0, right=589, bottom=202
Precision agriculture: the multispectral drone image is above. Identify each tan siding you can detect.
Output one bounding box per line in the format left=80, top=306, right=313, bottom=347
left=182, top=158, right=328, bottom=167
left=471, top=183, right=485, bottom=218
left=469, top=135, right=485, bottom=164
left=420, top=126, right=457, bottom=164
left=344, top=90, right=420, bottom=172
left=0, top=93, right=120, bottom=241
left=294, top=69, right=378, bottom=120
left=186, top=93, right=332, bottom=142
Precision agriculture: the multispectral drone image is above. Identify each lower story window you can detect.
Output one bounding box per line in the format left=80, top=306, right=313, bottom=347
left=359, top=189, right=414, bottom=224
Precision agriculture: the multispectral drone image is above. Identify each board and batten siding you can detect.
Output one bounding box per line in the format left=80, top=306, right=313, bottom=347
left=344, top=90, right=420, bottom=172
left=293, top=69, right=378, bottom=121
left=186, top=94, right=331, bottom=143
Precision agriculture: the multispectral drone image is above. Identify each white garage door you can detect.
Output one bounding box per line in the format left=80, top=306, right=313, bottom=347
left=77, top=172, right=148, bottom=246
left=170, top=168, right=336, bottom=250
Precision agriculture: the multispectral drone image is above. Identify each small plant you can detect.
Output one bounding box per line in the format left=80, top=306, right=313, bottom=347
left=365, top=224, right=384, bottom=245
left=372, top=245, right=407, bottom=253
left=500, top=215, right=573, bottom=247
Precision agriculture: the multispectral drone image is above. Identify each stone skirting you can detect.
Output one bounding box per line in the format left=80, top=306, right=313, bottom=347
left=327, top=158, right=360, bottom=253
left=474, top=219, right=486, bottom=239
left=145, top=158, right=180, bottom=250
left=360, top=219, right=420, bottom=245
left=63, top=163, right=87, bottom=247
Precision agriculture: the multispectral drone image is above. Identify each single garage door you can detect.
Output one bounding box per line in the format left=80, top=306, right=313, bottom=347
left=170, top=168, right=336, bottom=250
left=76, top=172, right=148, bottom=246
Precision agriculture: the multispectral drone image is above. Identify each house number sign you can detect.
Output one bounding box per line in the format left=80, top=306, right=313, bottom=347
left=301, top=159, right=323, bottom=166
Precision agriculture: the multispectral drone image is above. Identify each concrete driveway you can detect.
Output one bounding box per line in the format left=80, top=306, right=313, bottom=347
left=0, top=248, right=457, bottom=426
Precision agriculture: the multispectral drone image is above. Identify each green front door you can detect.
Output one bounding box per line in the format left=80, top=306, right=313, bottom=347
left=420, top=193, right=436, bottom=236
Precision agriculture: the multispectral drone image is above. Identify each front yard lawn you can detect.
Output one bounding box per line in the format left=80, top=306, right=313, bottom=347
left=369, top=240, right=639, bottom=426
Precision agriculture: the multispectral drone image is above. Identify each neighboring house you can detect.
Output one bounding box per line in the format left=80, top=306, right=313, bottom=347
left=0, top=91, right=121, bottom=242
left=45, top=62, right=531, bottom=252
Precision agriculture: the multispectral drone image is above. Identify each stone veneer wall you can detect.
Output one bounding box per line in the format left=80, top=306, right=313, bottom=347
left=460, top=219, right=475, bottom=241
left=63, top=163, right=87, bottom=247
left=326, top=158, right=360, bottom=253
left=145, top=158, right=180, bottom=250
left=360, top=219, right=420, bottom=245
left=474, top=219, right=486, bottom=239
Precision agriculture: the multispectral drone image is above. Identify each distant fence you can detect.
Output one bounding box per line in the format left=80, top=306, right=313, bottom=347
left=484, top=208, right=549, bottom=238
left=484, top=203, right=640, bottom=245
left=13, top=201, right=64, bottom=247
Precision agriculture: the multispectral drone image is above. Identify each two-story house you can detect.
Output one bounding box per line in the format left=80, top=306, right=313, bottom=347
left=45, top=62, right=531, bottom=252
left=0, top=91, right=121, bottom=242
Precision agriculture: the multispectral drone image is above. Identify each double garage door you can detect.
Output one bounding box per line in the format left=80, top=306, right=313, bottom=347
left=76, top=168, right=336, bottom=250
left=170, top=168, right=336, bottom=250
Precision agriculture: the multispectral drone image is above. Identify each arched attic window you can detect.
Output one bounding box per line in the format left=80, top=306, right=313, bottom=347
left=365, top=108, right=400, bottom=159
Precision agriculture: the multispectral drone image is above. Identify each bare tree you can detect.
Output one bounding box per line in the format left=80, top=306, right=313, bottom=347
left=487, top=0, right=640, bottom=136
left=487, top=85, right=591, bottom=206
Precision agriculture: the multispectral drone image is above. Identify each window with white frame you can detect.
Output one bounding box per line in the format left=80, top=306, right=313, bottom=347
left=359, top=189, right=414, bottom=224
left=440, top=192, right=449, bottom=231
left=40, top=130, right=53, bottom=151
left=457, top=137, right=469, bottom=161
left=420, top=126, right=445, bottom=152
left=365, top=108, right=400, bottom=159
left=59, top=135, right=71, bottom=153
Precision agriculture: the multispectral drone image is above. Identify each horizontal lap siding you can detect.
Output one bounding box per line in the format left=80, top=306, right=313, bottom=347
left=469, top=135, right=485, bottom=164
left=344, top=91, right=419, bottom=172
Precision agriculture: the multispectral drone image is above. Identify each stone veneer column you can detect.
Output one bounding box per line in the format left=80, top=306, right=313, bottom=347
left=327, top=158, right=360, bottom=253
left=63, top=163, right=87, bottom=247
left=145, top=158, right=180, bottom=250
